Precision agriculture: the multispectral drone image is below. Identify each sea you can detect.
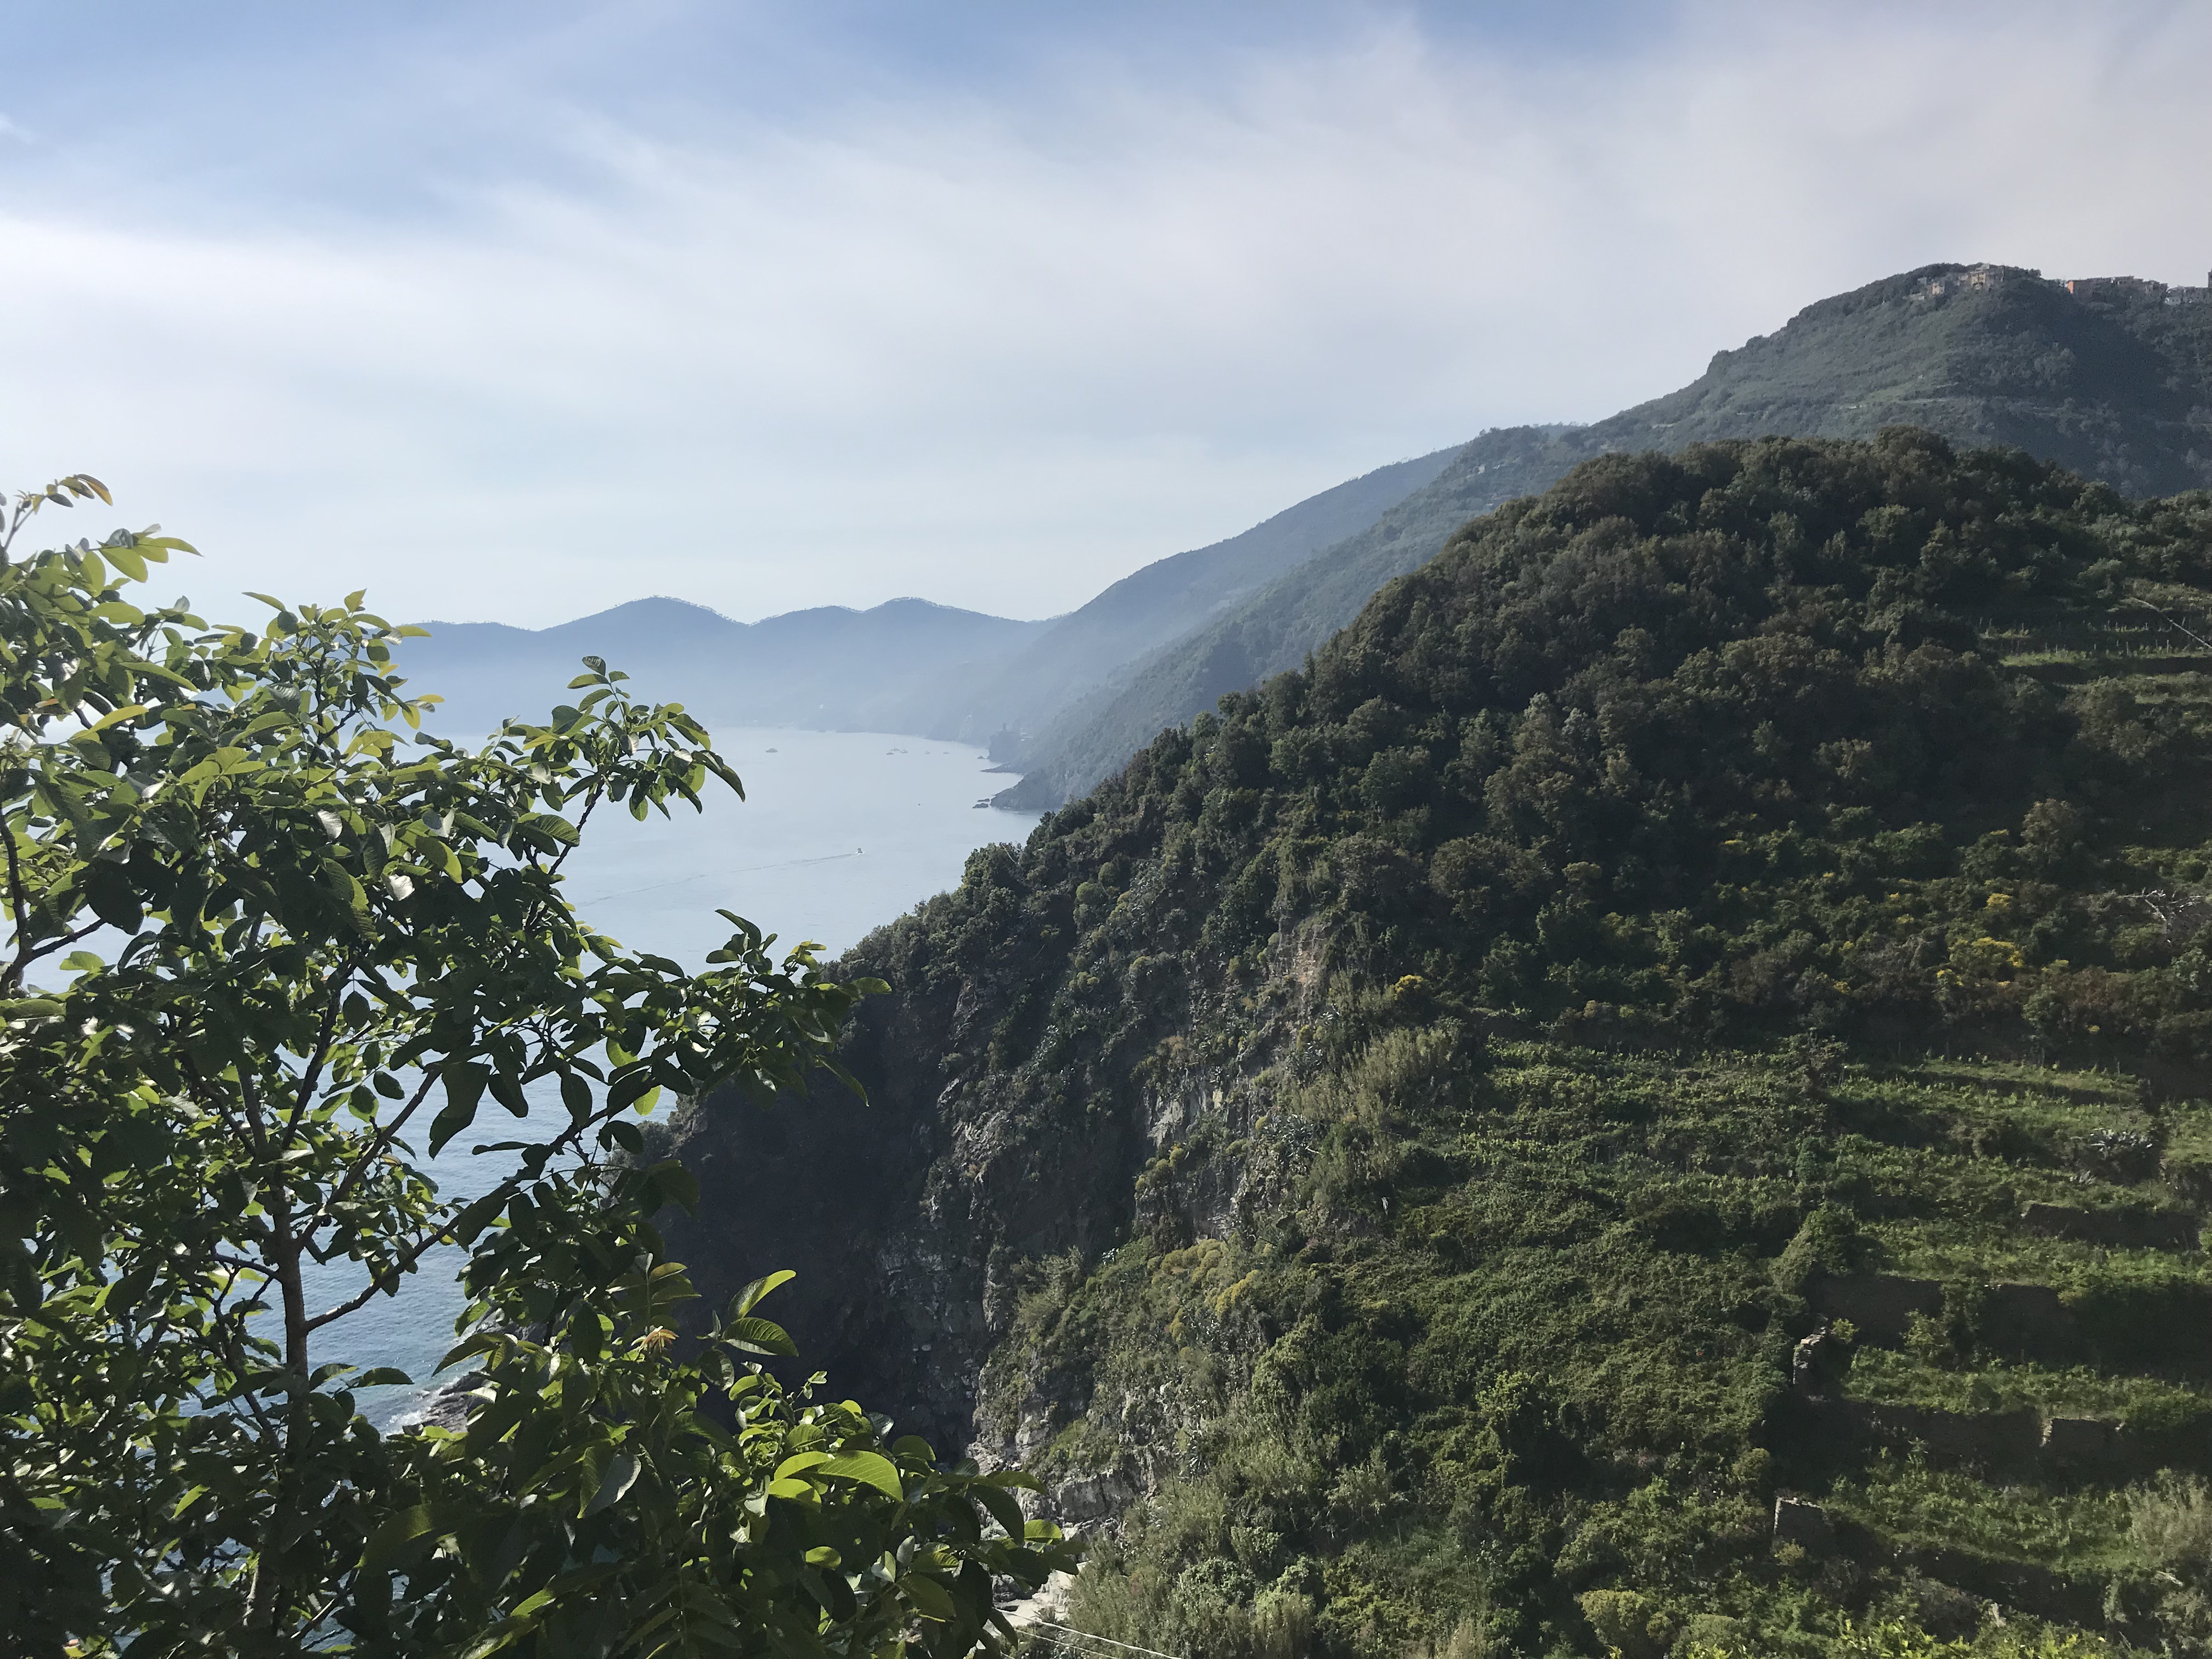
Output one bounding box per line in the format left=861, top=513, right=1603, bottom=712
left=279, top=724, right=1040, bottom=1425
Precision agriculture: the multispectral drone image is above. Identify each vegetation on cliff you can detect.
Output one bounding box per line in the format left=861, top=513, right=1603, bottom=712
left=679, top=431, right=2212, bottom=1654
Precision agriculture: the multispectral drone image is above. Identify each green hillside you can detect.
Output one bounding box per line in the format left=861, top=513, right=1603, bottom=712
left=669, top=431, right=2212, bottom=1655
left=1002, top=265, right=2212, bottom=809
left=1598, top=266, right=2210, bottom=495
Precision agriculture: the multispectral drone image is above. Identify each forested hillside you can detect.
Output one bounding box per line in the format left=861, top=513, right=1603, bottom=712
left=669, top=431, right=2212, bottom=1654
left=1001, top=264, right=2212, bottom=809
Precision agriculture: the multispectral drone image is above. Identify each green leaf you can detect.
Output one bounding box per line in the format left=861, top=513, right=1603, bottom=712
left=901, top=1572, right=957, bottom=1623
left=83, top=701, right=147, bottom=733
left=82, top=861, right=142, bottom=933
left=580, top=1450, right=641, bottom=1517
left=520, top=811, right=580, bottom=847
left=646, top=1159, right=698, bottom=1213
left=723, top=1316, right=795, bottom=1357
left=436, top=1331, right=501, bottom=1373
left=732, top=1269, right=794, bottom=1317
left=446, top=1063, right=489, bottom=1113
left=449, top=1190, right=509, bottom=1248
left=816, top=1451, right=903, bottom=1502
left=702, top=752, right=746, bottom=800
left=489, top=1073, right=530, bottom=1118
left=607, top=1067, right=657, bottom=1110
left=362, top=1504, right=440, bottom=1568
left=560, top=1071, right=592, bottom=1120
left=430, top=1063, right=490, bottom=1155
left=973, top=1479, right=1024, bottom=1537
left=323, top=858, right=369, bottom=916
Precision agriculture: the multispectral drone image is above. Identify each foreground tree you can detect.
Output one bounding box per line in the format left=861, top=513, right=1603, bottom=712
left=0, top=478, right=1071, bottom=1655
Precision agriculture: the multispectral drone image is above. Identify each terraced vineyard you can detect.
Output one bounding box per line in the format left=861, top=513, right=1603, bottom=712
left=672, top=433, right=2212, bottom=1654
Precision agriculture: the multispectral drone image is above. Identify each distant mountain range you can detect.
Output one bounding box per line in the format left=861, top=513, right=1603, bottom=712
left=396, top=595, right=1048, bottom=740
left=399, top=262, right=2211, bottom=792
left=397, top=452, right=1464, bottom=746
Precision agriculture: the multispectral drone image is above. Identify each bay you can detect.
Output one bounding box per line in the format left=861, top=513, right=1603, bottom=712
left=292, top=724, right=1039, bottom=1424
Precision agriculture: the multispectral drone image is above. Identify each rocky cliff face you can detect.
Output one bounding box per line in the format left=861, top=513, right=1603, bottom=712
left=664, top=854, right=1264, bottom=1480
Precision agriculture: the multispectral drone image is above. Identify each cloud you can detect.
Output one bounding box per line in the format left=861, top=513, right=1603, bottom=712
left=0, top=2, right=2204, bottom=628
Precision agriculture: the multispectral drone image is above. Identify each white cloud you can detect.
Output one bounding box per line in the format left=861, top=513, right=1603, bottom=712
left=0, top=3, right=2204, bottom=628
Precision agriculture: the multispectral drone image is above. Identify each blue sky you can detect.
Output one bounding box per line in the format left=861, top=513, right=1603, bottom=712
left=2, top=2, right=2205, bottom=627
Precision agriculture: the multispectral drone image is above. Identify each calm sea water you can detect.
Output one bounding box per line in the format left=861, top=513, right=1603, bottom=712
left=281, top=724, right=1039, bottom=1424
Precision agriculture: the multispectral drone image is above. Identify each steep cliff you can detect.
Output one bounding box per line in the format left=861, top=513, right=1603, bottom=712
left=667, top=433, right=2212, bottom=1652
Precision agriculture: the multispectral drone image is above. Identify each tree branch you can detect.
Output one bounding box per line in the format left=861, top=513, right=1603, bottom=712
left=281, top=956, right=356, bottom=1142
left=0, top=816, right=30, bottom=989
left=7, top=916, right=106, bottom=990
left=308, top=1062, right=443, bottom=1242
left=306, top=1086, right=646, bottom=1336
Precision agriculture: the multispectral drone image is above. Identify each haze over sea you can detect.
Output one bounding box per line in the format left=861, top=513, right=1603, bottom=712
left=298, top=721, right=1040, bottom=1425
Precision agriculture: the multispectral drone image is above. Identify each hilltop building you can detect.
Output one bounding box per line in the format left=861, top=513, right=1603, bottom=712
left=1910, top=265, right=2210, bottom=306
left=1916, top=263, right=2034, bottom=298
left=2062, top=272, right=2212, bottom=304
left=2066, top=275, right=2163, bottom=298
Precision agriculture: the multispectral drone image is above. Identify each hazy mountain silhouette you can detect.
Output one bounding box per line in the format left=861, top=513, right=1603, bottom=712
left=401, top=450, right=1462, bottom=753
left=913, top=445, right=1461, bottom=748
left=397, top=596, right=1048, bottom=739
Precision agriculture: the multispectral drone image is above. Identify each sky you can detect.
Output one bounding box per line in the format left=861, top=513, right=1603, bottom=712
left=1, top=1, right=2206, bottom=629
